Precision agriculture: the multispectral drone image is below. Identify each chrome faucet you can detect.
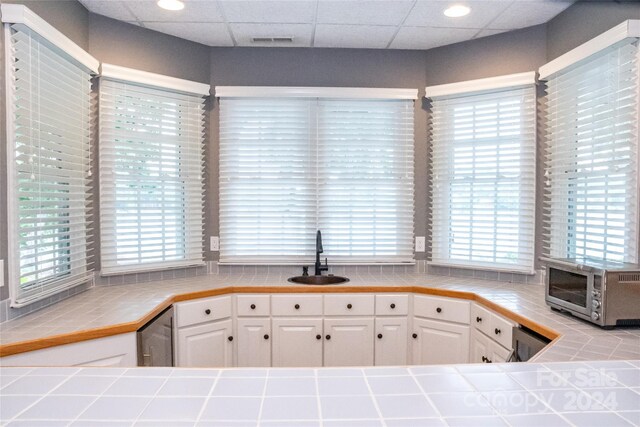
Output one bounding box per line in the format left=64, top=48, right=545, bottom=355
left=314, top=230, right=329, bottom=276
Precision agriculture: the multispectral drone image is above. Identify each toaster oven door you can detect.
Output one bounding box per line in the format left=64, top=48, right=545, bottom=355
left=546, top=266, right=592, bottom=317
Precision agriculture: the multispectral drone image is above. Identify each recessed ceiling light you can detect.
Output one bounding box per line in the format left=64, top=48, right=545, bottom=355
left=157, top=0, right=184, bottom=11
left=444, top=4, right=470, bottom=18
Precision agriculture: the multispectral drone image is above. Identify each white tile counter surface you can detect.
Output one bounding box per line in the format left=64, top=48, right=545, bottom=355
left=1, top=270, right=640, bottom=362
left=1, top=361, right=639, bottom=426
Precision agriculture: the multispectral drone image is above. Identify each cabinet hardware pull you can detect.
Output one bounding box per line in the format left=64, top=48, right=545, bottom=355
left=347, top=304, right=352, bottom=309
left=476, top=317, right=482, bottom=323
left=228, top=336, right=233, bottom=342
left=316, top=334, right=322, bottom=340
left=294, top=304, right=300, bottom=310
left=325, top=334, right=331, bottom=340
left=205, top=309, right=211, bottom=315
left=482, top=356, right=486, bottom=362
left=377, top=333, right=383, bottom=339
left=264, top=334, right=269, bottom=340
left=250, top=304, right=256, bottom=310
left=436, top=307, right=442, bottom=313
left=412, top=333, right=418, bottom=339
left=495, top=328, right=501, bottom=335
left=390, top=303, right=396, bottom=309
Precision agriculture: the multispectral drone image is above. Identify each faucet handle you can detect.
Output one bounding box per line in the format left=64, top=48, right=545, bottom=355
left=302, top=266, right=309, bottom=276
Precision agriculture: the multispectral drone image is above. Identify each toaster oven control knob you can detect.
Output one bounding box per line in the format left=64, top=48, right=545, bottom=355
left=592, top=299, right=601, bottom=309
left=592, top=290, right=601, bottom=298
left=591, top=311, right=600, bottom=321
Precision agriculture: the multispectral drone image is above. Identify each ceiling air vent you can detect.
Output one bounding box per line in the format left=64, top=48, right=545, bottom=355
left=251, top=36, right=294, bottom=44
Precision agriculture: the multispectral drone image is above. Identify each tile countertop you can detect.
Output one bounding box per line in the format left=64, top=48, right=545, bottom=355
left=1, top=271, right=640, bottom=362
left=1, top=361, right=639, bottom=426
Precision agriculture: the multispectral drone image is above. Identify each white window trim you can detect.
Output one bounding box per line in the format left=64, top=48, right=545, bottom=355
left=425, top=71, right=537, bottom=99
left=100, top=63, right=210, bottom=96
left=0, top=4, right=99, bottom=73
left=539, top=19, right=640, bottom=80
left=215, top=86, right=418, bottom=99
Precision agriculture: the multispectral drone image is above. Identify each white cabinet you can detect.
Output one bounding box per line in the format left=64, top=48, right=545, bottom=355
left=0, top=333, right=137, bottom=367
left=411, top=318, right=470, bottom=365
left=272, top=318, right=323, bottom=367
left=237, top=317, right=271, bottom=367
left=323, top=318, right=374, bottom=367
left=176, top=319, right=233, bottom=367
left=470, top=303, right=516, bottom=364
left=470, top=328, right=492, bottom=364
left=374, top=317, right=408, bottom=366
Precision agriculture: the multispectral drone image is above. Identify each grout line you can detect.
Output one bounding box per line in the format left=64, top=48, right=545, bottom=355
left=256, top=368, right=270, bottom=425
left=360, top=367, right=387, bottom=427
left=194, top=369, right=222, bottom=424
left=385, top=0, right=417, bottom=49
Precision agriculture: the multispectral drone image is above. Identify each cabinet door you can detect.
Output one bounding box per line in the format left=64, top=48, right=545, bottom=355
left=176, top=319, right=233, bottom=368
left=470, top=329, right=491, bottom=364
left=489, top=341, right=512, bottom=363
left=237, top=317, right=271, bottom=367
left=272, top=318, right=323, bottom=367
left=411, top=318, right=469, bottom=365
left=323, top=318, right=374, bottom=367
left=374, top=317, right=408, bottom=366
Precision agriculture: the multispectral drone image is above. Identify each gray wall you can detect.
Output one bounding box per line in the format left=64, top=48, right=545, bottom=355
left=0, top=0, right=90, bottom=301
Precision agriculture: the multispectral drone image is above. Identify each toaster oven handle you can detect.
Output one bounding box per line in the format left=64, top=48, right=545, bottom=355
left=539, top=257, right=595, bottom=273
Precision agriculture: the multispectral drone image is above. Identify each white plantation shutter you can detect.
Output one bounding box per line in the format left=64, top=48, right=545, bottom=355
left=219, top=98, right=316, bottom=263
left=218, top=89, right=416, bottom=264
left=317, top=100, right=414, bottom=262
left=5, top=23, right=95, bottom=306
left=543, top=39, right=639, bottom=262
left=429, top=85, right=537, bottom=273
left=99, top=78, right=206, bottom=274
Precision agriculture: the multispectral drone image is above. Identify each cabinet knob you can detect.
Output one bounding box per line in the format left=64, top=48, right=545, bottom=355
left=294, top=304, right=300, bottom=310
left=325, top=334, right=331, bottom=340
left=377, top=333, right=383, bottom=339
left=487, top=359, right=492, bottom=363
left=390, top=303, right=396, bottom=309
left=436, top=307, right=442, bottom=313
left=250, top=304, right=256, bottom=310
left=316, top=334, right=322, bottom=340
left=412, top=333, right=418, bottom=339
left=205, top=309, right=211, bottom=315
left=495, top=328, right=501, bottom=335
left=476, top=316, right=482, bottom=323
left=228, top=336, right=233, bottom=342
left=347, top=303, right=352, bottom=309
left=482, top=356, right=487, bottom=362
left=264, top=334, right=269, bottom=340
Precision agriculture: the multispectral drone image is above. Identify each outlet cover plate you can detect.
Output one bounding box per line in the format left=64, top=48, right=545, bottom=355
left=210, top=236, right=220, bottom=252
left=415, top=236, right=426, bottom=253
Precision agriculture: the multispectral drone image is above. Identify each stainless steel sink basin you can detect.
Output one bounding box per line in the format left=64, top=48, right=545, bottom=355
left=287, top=275, right=350, bottom=285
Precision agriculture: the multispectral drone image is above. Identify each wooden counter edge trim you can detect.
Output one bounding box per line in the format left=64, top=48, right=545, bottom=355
left=0, top=285, right=560, bottom=358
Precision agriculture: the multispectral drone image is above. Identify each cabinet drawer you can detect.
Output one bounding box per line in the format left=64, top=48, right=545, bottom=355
left=471, top=304, right=493, bottom=336
left=236, top=295, right=271, bottom=316
left=324, top=294, right=374, bottom=316
left=176, top=296, right=232, bottom=328
left=375, top=294, right=409, bottom=316
left=272, top=294, right=323, bottom=316
left=490, top=313, right=515, bottom=349
left=413, top=295, right=470, bottom=324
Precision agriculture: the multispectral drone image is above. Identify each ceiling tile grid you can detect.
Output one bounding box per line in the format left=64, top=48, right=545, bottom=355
left=79, top=0, right=575, bottom=50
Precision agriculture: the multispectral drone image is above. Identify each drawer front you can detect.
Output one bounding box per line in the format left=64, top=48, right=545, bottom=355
left=471, top=304, right=493, bottom=336
left=176, top=296, right=232, bottom=327
left=236, top=295, right=271, bottom=316
left=375, top=294, right=409, bottom=316
left=272, top=294, right=323, bottom=316
left=324, top=294, right=374, bottom=316
left=490, top=313, right=515, bottom=349
left=413, top=295, right=470, bottom=324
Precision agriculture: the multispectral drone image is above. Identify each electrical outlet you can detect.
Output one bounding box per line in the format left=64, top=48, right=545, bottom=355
left=415, top=236, right=426, bottom=253
left=210, top=236, right=220, bottom=252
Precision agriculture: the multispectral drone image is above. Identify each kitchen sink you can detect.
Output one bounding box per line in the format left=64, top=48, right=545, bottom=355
left=287, top=275, right=349, bottom=285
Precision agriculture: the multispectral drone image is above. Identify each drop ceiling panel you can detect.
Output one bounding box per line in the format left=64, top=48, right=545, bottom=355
left=79, top=0, right=136, bottom=21
left=404, top=1, right=512, bottom=29
left=314, top=24, right=398, bottom=49
left=230, top=23, right=314, bottom=47
left=489, top=1, right=573, bottom=30
left=144, top=22, right=233, bottom=46
left=391, top=26, right=479, bottom=50
left=127, top=0, right=225, bottom=22
left=220, top=1, right=316, bottom=23
left=316, top=1, right=414, bottom=26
